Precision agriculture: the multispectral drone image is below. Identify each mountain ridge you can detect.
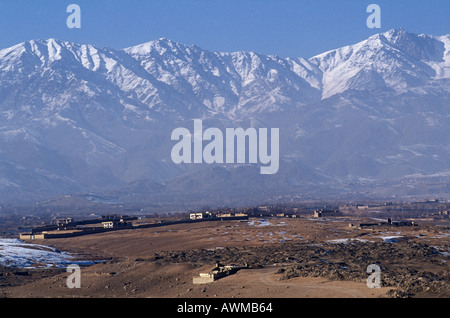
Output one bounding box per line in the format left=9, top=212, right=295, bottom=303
left=1, top=28, right=449, bottom=207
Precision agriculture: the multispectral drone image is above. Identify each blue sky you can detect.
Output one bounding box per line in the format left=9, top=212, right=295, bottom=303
left=0, top=0, right=449, bottom=58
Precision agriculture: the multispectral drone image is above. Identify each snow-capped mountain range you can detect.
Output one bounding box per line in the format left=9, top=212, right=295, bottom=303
left=0, top=28, right=449, bottom=207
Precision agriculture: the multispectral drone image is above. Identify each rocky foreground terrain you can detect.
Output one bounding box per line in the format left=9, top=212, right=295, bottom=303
left=1, top=216, right=449, bottom=298
left=153, top=240, right=450, bottom=298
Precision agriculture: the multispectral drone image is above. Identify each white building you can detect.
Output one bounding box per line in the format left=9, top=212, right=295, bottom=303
left=190, top=213, right=204, bottom=220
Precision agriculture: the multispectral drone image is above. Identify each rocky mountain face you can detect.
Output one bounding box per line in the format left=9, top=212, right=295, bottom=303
left=0, top=28, right=449, bottom=207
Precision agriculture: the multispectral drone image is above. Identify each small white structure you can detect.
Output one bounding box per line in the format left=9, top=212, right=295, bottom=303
left=193, top=272, right=216, bottom=284
left=192, top=263, right=247, bottom=284
left=102, top=219, right=130, bottom=228
left=102, top=221, right=114, bottom=228
left=190, top=213, right=203, bottom=220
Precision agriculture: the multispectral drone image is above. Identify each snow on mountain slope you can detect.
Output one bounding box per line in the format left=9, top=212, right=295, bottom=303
left=1, top=29, right=447, bottom=122
left=124, top=38, right=321, bottom=118
left=0, top=29, right=449, bottom=205
left=430, top=34, right=450, bottom=79
left=309, top=28, right=450, bottom=98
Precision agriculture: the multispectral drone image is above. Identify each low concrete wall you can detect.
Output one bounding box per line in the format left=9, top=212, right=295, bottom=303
left=193, top=274, right=215, bottom=284
left=20, top=216, right=249, bottom=240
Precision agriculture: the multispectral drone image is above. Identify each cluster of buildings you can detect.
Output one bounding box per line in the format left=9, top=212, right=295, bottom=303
left=19, top=210, right=251, bottom=241
left=100, top=215, right=133, bottom=229
left=19, top=214, right=136, bottom=240
left=189, top=211, right=248, bottom=221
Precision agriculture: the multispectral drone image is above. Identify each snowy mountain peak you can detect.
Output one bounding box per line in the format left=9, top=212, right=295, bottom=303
left=0, top=29, right=450, bottom=205
left=307, top=28, right=450, bottom=98
left=382, top=28, right=446, bottom=62
left=1, top=38, right=85, bottom=69
left=383, top=27, right=408, bottom=40
left=1, top=29, right=448, bottom=112
left=125, top=37, right=194, bottom=58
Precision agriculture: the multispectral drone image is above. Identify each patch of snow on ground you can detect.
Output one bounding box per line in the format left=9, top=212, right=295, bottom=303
left=247, top=219, right=272, bottom=227
left=327, top=238, right=373, bottom=244
left=0, top=238, right=99, bottom=268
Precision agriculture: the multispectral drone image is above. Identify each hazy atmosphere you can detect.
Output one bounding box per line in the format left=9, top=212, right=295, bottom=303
left=0, top=1, right=449, bottom=208
left=0, top=0, right=449, bottom=306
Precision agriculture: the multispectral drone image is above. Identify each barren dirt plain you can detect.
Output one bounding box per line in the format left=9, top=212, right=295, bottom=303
left=1, top=216, right=449, bottom=298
